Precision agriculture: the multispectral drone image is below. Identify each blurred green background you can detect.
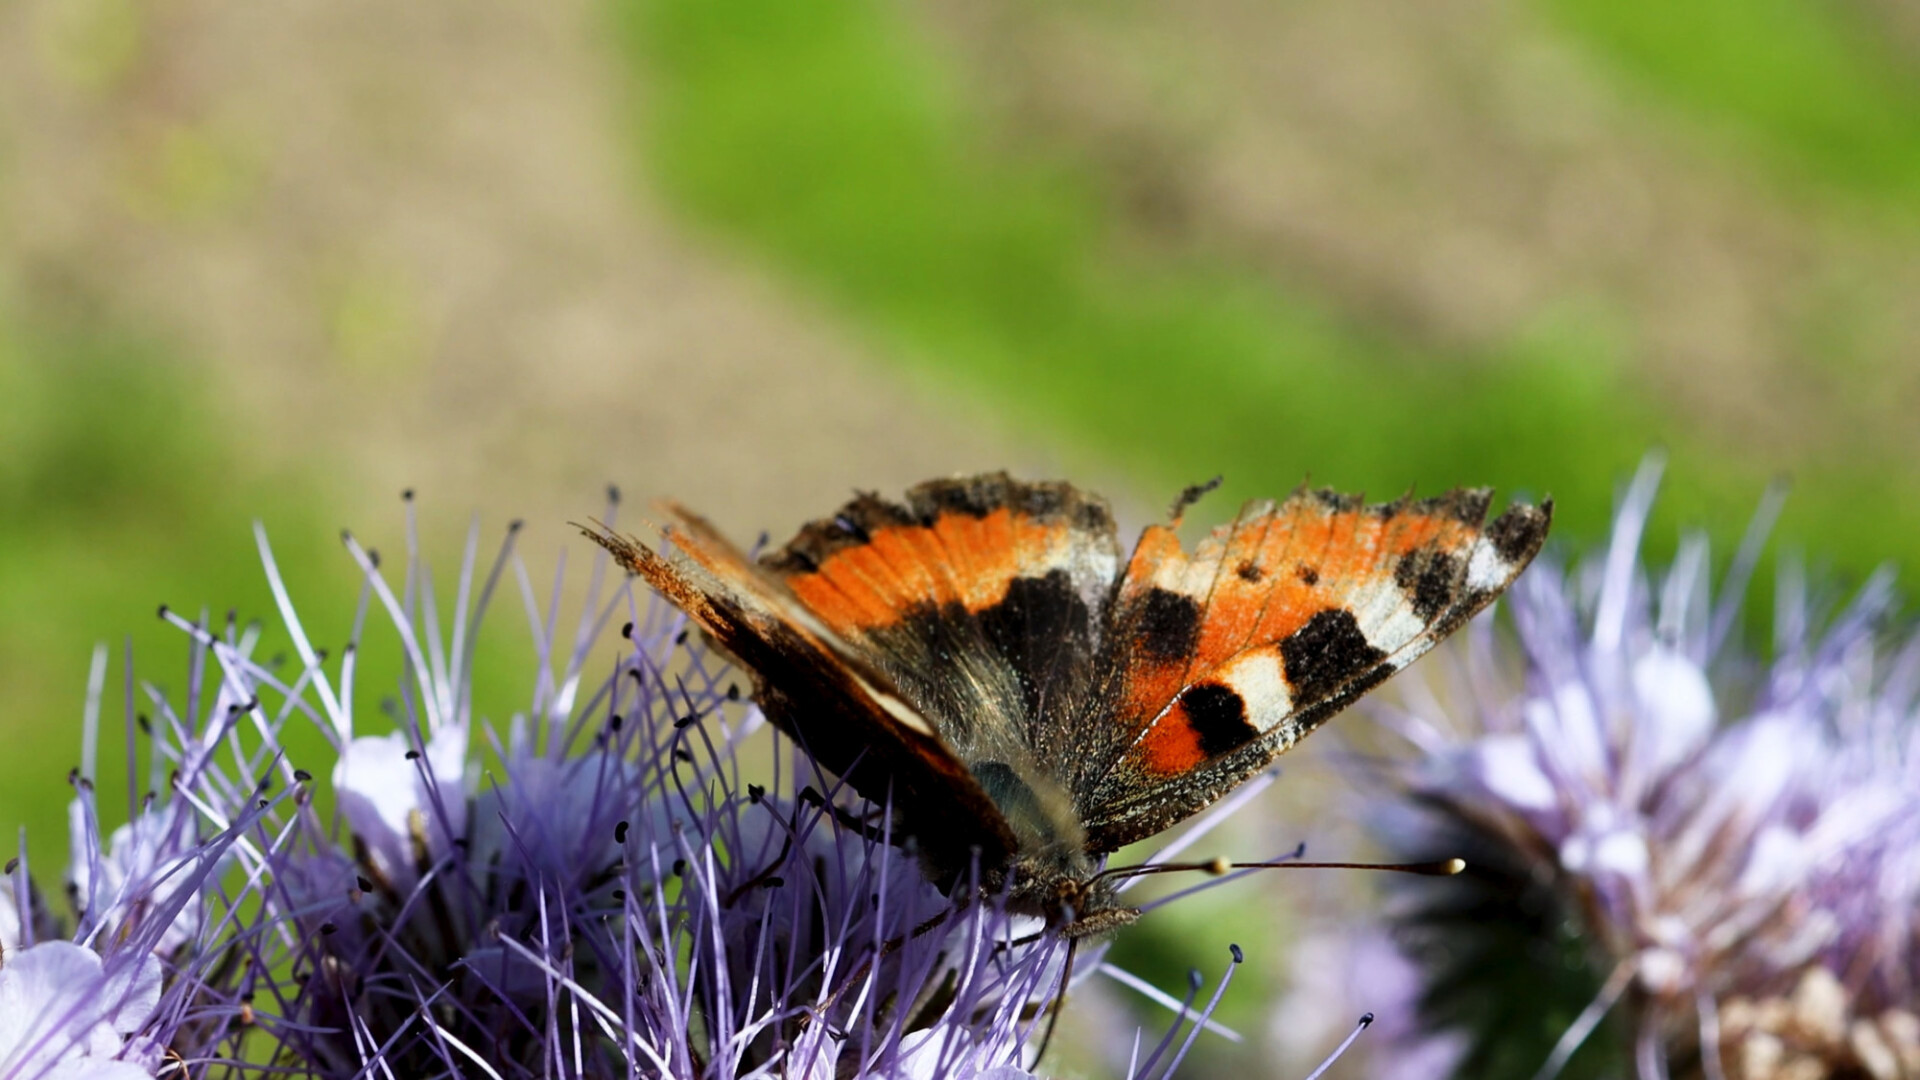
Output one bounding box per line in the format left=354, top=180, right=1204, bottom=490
left=4, top=0, right=1919, bottom=1073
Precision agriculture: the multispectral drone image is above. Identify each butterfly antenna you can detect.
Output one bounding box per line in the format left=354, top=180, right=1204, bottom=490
left=1168, top=476, right=1224, bottom=526
left=1033, top=933, right=1080, bottom=1068
left=1301, top=1013, right=1374, bottom=1080
left=1092, top=851, right=1465, bottom=887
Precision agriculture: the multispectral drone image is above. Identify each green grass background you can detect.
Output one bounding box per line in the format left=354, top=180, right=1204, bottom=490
left=614, top=0, right=1920, bottom=574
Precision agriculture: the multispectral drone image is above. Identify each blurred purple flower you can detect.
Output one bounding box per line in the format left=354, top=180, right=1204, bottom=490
left=1270, top=927, right=1465, bottom=1080
left=191, top=495, right=1245, bottom=1079
left=1367, top=456, right=1920, bottom=1080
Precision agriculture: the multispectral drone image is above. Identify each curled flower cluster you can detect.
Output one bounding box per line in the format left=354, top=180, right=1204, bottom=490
left=256, top=515, right=1079, bottom=1079
left=5, top=496, right=1249, bottom=1079
left=1363, top=457, right=1920, bottom=1080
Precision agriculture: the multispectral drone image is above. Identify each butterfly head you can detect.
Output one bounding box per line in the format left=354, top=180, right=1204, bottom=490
left=1001, top=849, right=1141, bottom=938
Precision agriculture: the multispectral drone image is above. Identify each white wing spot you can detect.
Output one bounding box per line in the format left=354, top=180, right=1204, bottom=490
left=1465, top=541, right=1510, bottom=591
left=1367, top=604, right=1428, bottom=655
left=857, top=677, right=937, bottom=736
left=1217, top=650, right=1293, bottom=732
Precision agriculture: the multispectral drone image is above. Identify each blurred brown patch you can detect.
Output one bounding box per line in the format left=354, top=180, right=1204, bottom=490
left=0, top=0, right=1046, bottom=548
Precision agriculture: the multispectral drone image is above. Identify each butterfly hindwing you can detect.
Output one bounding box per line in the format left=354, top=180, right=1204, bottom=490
left=1077, top=487, right=1551, bottom=851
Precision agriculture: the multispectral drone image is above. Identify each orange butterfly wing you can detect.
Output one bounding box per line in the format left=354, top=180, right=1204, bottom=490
left=1077, top=488, right=1550, bottom=850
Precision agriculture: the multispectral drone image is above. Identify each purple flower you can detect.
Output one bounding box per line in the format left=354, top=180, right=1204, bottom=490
left=201, top=496, right=1245, bottom=1079
left=0, top=940, right=158, bottom=1080
left=2, top=631, right=287, bottom=1078
left=1270, top=927, right=1465, bottom=1080
left=1364, top=456, right=1920, bottom=1080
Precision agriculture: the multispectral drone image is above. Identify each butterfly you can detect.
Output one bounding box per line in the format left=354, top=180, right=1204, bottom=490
left=584, top=473, right=1549, bottom=936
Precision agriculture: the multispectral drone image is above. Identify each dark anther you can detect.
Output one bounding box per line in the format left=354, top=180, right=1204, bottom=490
left=621, top=621, right=634, bottom=639
left=628, top=668, right=644, bottom=684
left=672, top=858, right=686, bottom=878
left=761, top=877, right=785, bottom=889
left=611, top=888, right=627, bottom=901
left=747, top=784, right=765, bottom=803
left=508, top=519, right=524, bottom=533
left=726, top=683, right=741, bottom=701
left=257, top=776, right=273, bottom=793
left=356, top=876, right=373, bottom=893
left=607, top=483, right=621, bottom=505
left=319, top=922, right=338, bottom=936
left=294, top=769, right=312, bottom=783
left=614, top=821, right=630, bottom=843
left=609, top=714, right=624, bottom=732
left=4, top=858, right=17, bottom=875
left=1187, top=968, right=1203, bottom=991
left=674, top=629, right=689, bottom=645
left=1230, top=943, right=1244, bottom=963
left=672, top=748, right=694, bottom=763
left=674, top=712, right=699, bottom=729
left=401, top=488, right=414, bottom=501
left=404, top=750, right=421, bottom=761
left=156, top=604, right=170, bottom=619
left=136, top=714, right=151, bottom=735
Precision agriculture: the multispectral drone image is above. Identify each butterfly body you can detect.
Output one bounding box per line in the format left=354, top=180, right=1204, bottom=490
left=587, top=474, right=1549, bottom=934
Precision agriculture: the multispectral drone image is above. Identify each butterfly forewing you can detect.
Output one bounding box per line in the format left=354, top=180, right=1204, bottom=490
left=1076, top=488, right=1551, bottom=851
left=755, top=474, right=1122, bottom=856
left=583, top=509, right=1024, bottom=878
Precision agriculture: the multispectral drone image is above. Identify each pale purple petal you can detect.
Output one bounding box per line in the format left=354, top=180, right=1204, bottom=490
left=333, top=726, right=468, bottom=886
left=1473, top=735, right=1556, bottom=813
left=1629, top=648, right=1715, bottom=771
left=65, top=804, right=208, bottom=956
left=1, top=884, right=20, bottom=956
left=0, top=941, right=159, bottom=1075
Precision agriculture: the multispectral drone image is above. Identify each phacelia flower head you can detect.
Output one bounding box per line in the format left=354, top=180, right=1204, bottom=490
left=3, top=630, right=288, bottom=1079
left=1366, top=456, right=1920, bottom=1080
left=187, top=493, right=1245, bottom=1079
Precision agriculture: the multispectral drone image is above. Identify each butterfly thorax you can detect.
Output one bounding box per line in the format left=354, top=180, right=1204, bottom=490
left=956, top=757, right=1135, bottom=934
